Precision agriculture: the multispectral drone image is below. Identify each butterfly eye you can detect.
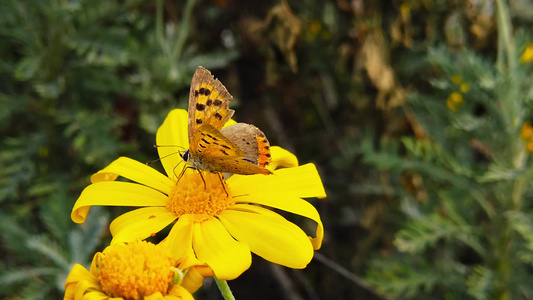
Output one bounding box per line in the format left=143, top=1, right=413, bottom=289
left=181, top=150, right=190, bottom=162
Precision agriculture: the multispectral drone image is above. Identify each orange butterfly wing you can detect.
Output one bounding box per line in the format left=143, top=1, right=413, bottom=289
left=220, top=123, right=272, bottom=168
left=189, top=124, right=272, bottom=175
left=188, top=67, right=234, bottom=143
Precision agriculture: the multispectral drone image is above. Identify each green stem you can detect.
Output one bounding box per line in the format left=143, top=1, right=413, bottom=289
left=173, top=0, right=196, bottom=61
left=155, top=0, right=196, bottom=67
left=215, top=278, right=236, bottom=300
left=495, top=0, right=520, bottom=155
left=495, top=0, right=516, bottom=73
left=493, top=2, right=522, bottom=299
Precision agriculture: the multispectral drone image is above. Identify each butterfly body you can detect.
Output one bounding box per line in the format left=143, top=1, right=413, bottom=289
left=183, top=67, right=272, bottom=176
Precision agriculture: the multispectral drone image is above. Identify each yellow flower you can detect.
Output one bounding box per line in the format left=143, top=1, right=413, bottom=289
left=451, top=74, right=463, bottom=84
left=520, top=43, right=533, bottom=63
left=400, top=2, right=411, bottom=16
left=521, top=122, right=533, bottom=141
left=446, top=91, right=464, bottom=111
left=64, top=241, right=194, bottom=300
left=520, top=122, right=533, bottom=153
left=72, top=109, right=325, bottom=280
left=527, top=139, right=533, bottom=153
left=459, top=82, right=470, bottom=93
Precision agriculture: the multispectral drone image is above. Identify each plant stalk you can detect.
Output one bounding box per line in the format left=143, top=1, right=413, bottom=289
left=215, top=278, right=236, bottom=300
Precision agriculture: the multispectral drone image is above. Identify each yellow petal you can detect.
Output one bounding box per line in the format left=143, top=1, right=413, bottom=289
left=82, top=291, right=108, bottom=300
left=167, top=285, right=195, bottom=300
left=223, top=119, right=237, bottom=128
left=160, top=214, right=203, bottom=269
left=64, top=264, right=99, bottom=300
left=156, top=109, right=189, bottom=181
left=71, top=182, right=168, bottom=224
left=180, top=266, right=207, bottom=294
left=233, top=192, right=324, bottom=249
left=268, top=146, right=298, bottom=170
left=65, top=264, right=95, bottom=287
left=219, top=208, right=313, bottom=269
left=228, top=163, right=326, bottom=199
left=230, top=203, right=283, bottom=218
left=71, top=277, right=102, bottom=300
left=109, top=207, right=177, bottom=244
left=88, top=252, right=99, bottom=274
left=91, top=157, right=174, bottom=195
left=144, top=292, right=164, bottom=300
left=192, top=218, right=251, bottom=280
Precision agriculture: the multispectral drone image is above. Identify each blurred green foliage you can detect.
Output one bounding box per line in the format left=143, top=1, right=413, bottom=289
left=2, top=0, right=533, bottom=299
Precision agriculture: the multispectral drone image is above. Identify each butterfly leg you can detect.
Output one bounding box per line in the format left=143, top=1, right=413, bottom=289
left=216, top=172, right=229, bottom=197
left=175, top=164, right=190, bottom=185
left=195, top=169, right=207, bottom=189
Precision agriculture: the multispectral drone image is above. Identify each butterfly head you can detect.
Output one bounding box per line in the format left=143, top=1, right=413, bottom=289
left=181, top=149, right=191, bottom=162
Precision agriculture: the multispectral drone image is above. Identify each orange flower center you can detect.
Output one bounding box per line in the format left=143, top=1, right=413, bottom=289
left=167, top=169, right=234, bottom=220
left=97, top=241, right=175, bottom=299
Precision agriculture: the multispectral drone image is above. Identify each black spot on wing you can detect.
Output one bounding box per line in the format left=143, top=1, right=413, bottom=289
left=206, top=99, right=213, bottom=106
left=196, top=119, right=203, bottom=124
left=214, top=113, right=223, bottom=120
left=221, top=149, right=229, bottom=155
left=196, top=103, right=206, bottom=111
left=206, top=134, right=218, bottom=141
left=213, top=99, right=222, bottom=106
left=201, top=138, right=210, bottom=144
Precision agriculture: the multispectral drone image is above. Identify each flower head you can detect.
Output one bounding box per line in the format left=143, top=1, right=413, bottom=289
left=451, top=74, right=463, bottom=84
left=459, top=83, right=470, bottom=93
left=64, top=240, right=194, bottom=300
left=520, top=121, right=533, bottom=152
left=521, top=122, right=533, bottom=141
left=72, top=109, right=326, bottom=280
left=446, top=91, right=464, bottom=112
left=520, top=43, right=533, bottom=63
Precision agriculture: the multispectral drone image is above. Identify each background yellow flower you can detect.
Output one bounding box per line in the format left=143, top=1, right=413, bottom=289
left=64, top=241, right=194, bottom=300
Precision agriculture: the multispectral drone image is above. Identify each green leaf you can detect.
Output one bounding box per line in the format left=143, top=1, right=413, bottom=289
left=466, top=265, right=493, bottom=300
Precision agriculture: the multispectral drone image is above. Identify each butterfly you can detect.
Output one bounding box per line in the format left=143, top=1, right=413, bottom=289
left=179, top=66, right=272, bottom=178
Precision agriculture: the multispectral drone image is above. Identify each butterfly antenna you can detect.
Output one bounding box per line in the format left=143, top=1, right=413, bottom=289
left=216, top=172, right=229, bottom=197
left=146, top=157, right=161, bottom=166
left=148, top=146, right=185, bottom=166
left=153, top=144, right=186, bottom=151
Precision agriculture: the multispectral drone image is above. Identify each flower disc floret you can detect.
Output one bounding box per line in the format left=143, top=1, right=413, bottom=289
left=98, top=241, right=174, bottom=299
left=167, top=171, right=233, bottom=219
